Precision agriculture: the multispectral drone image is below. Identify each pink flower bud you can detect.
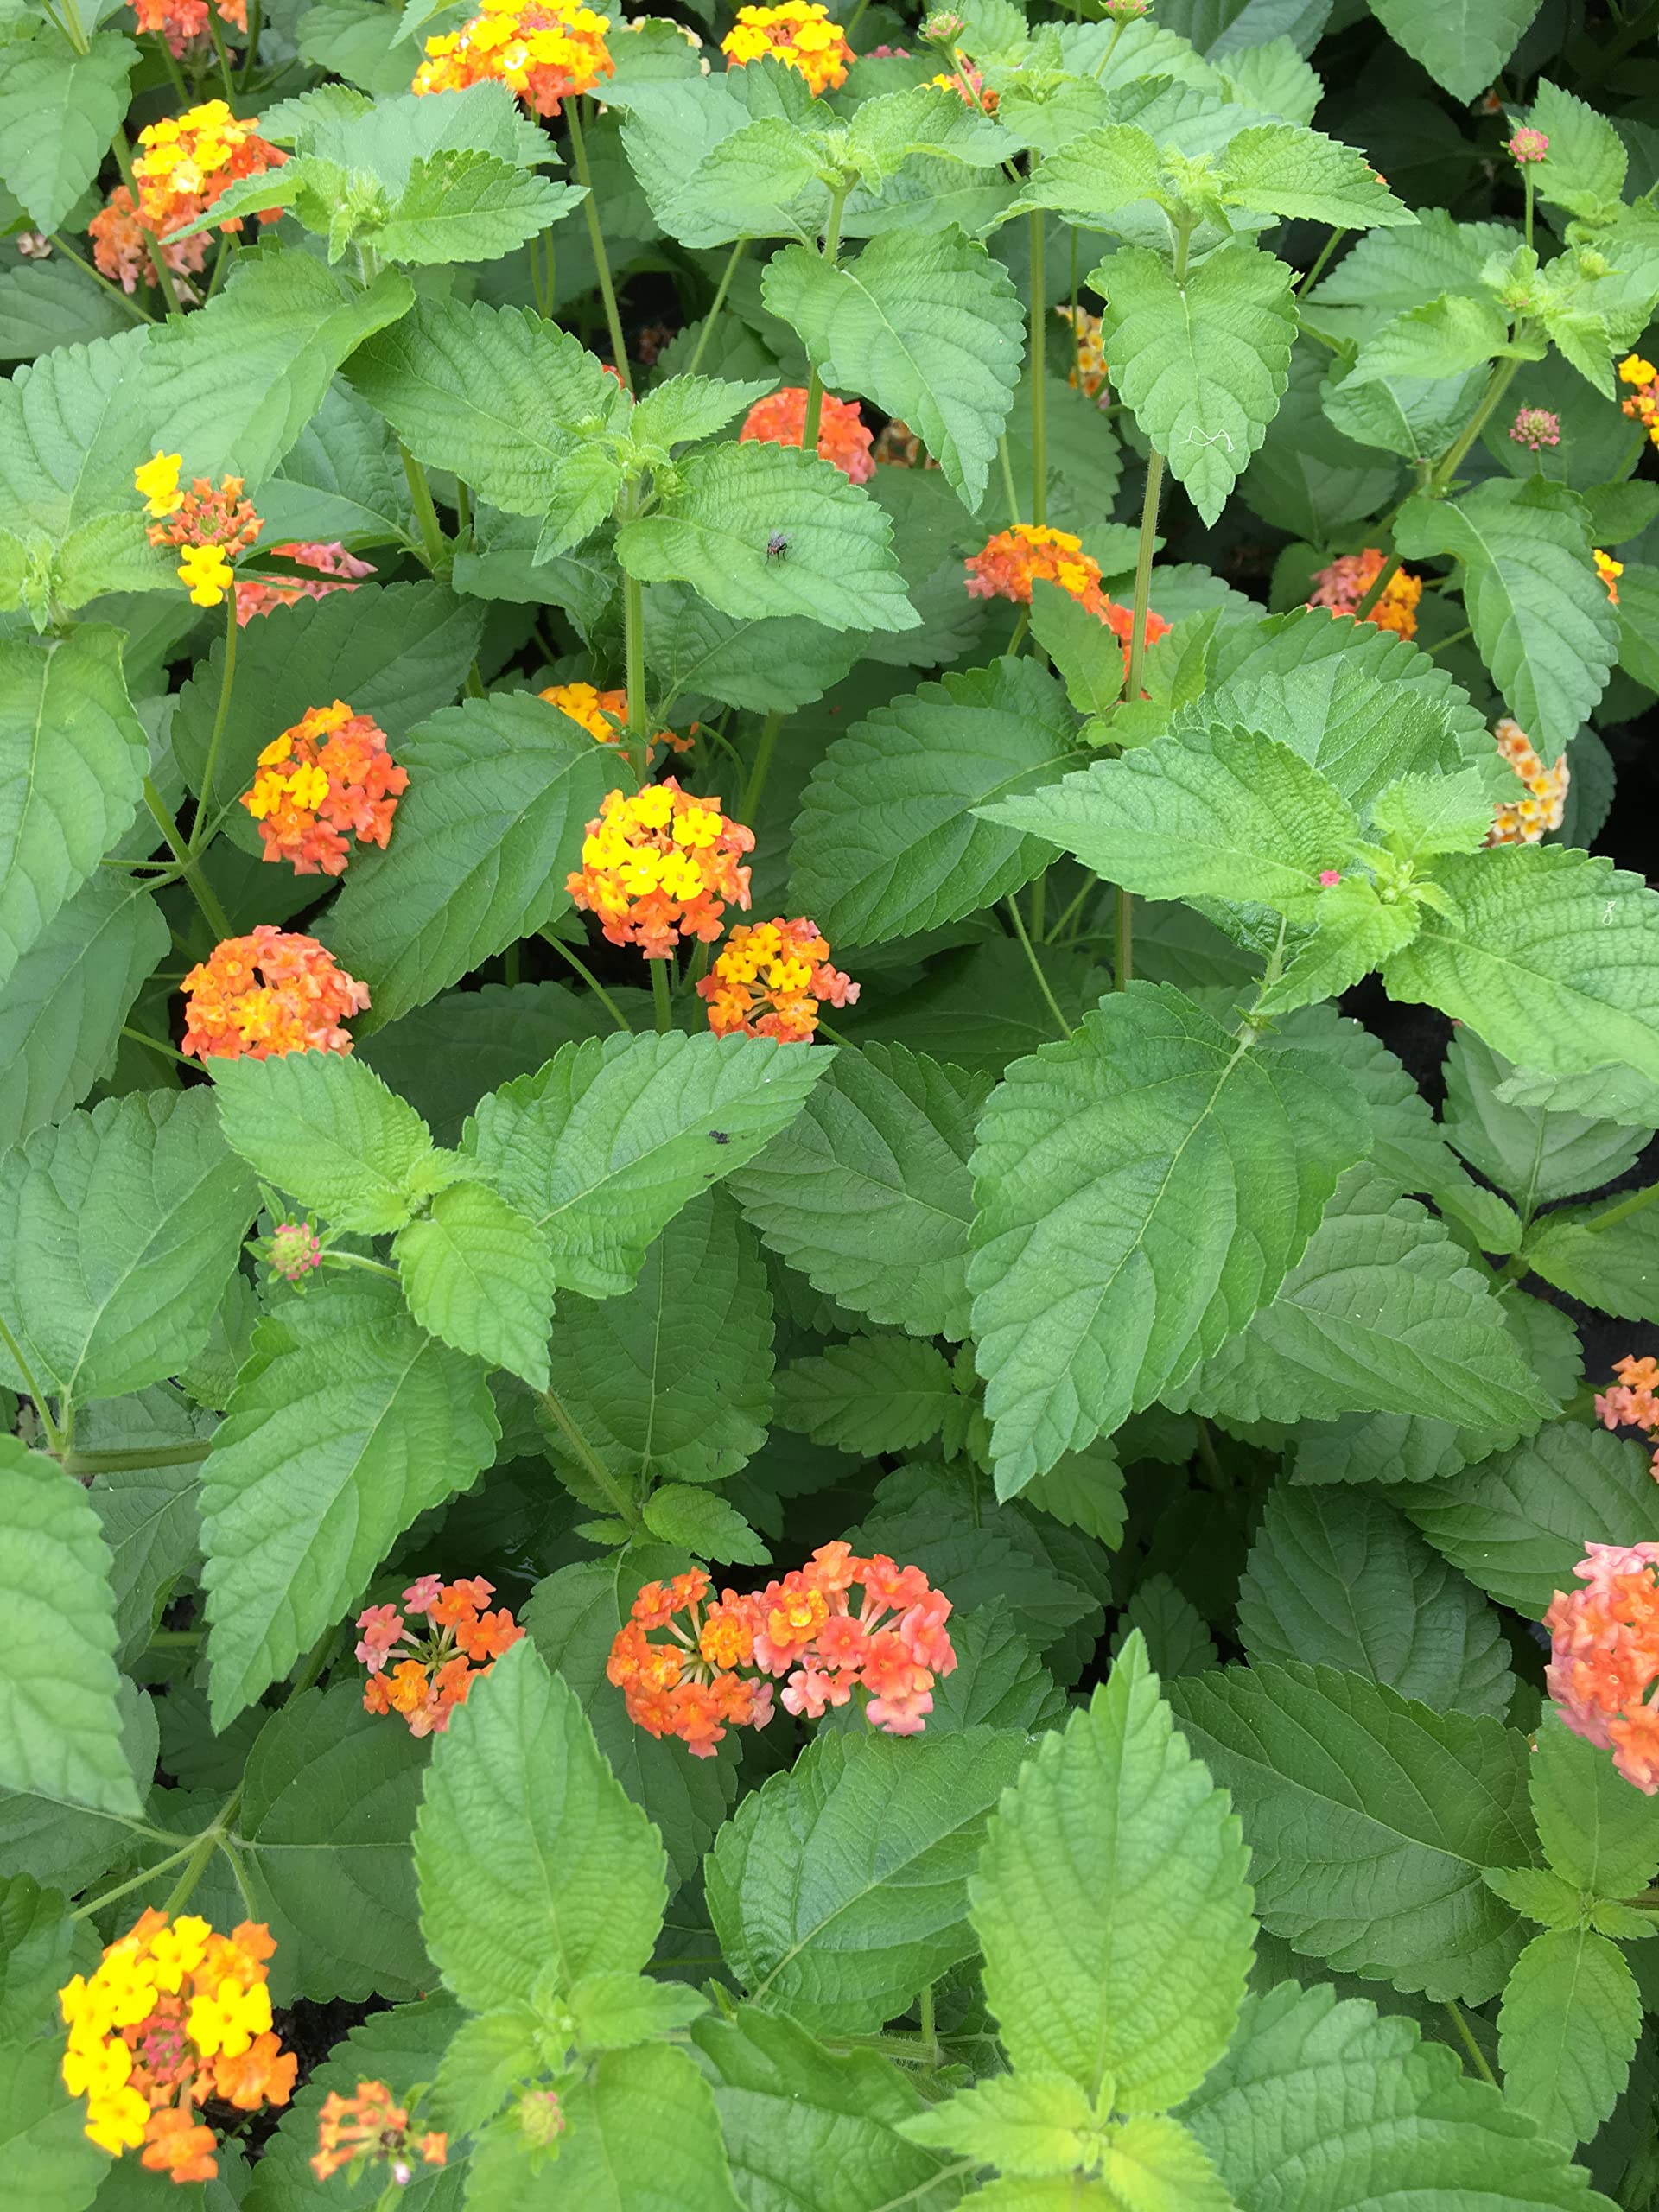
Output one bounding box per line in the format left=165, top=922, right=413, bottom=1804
left=1507, top=127, right=1548, bottom=163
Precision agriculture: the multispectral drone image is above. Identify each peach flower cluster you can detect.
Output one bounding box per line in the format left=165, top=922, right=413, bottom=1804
left=696, top=916, right=858, bottom=1042
left=240, top=700, right=408, bottom=877
left=133, top=0, right=246, bottom=56
left=1547, top=1541, right=1659, bottom=1792
left=180, top=926, right=371, bottom=1060
left=413, top=0, right=613, bottom=113
left=89, top=188, right=207, bottom=296
left=312, top=2082, right=447, bottom=2186
left=741, top=387, right=875, bottom=483
left=721, top=0, right=851, bottom=94
left=357, top=1575, right=525, bottom=1738
left=1306, top=546, right=1421, bottom=639
left=565, top=779, right=753, bottom=956
left=236, top=542, right=375, bottom=624
left=1595, top=1353, right=1659, bottom=1478
left=607, top=1567, right=777, bottom=1758
left=1484, top=715, right=1569, bottom=846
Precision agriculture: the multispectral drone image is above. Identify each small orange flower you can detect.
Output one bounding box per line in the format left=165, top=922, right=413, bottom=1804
left=142, top=2109, right=219, bottom=2183
left=740, top=387, right=875, bottom=483
left=1306, top=546, right=1421, bottom=639
left=931, top=51, right=996, bottom=110
left=179, top=926, right=371, bottom=1060
left=414, top=0, right=613, bottom=113
left=240, top=701, right=408, bottom=877
left=128, top=101, right=286, bottom=241
left=965, top=524, right=1169, bottom=683
left=312, top=2081, right=448, bottom=2185
left=697, top=916, right=858, bottom=1043
left=1484, top=715, right=1569, bottom=846
left=356, top=1575, right=524, bottom=1737
left=539, top=681, right=692, bottom=766
left=565, top=779, right=753, bottom=957
left=721, top=0, right=851, bottom=94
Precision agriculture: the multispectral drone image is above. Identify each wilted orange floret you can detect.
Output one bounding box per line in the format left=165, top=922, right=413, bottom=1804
left=89, top=186, right=208, bottom=296
left=740, top=387, right=875, bottom=484
left=59, top=1910, right=294, bottom=2177
left=134, top=0, right=246, bottom=57
left=312, top=2081, right=448, bottom=2186
left=1056, top=302, right=1109, bottom=400
left=566, top=779, right=753, bottom=957
left=180, top=926, right=371, bottom=1060
left=721, top=0, right=851, bottom=94
left=129, top=101, right=286, bottom=242
left=357, top=1574, right=524, bottom=1738
left=539, top=681, right=692, bottom=766
left=1548, top=1542, right=1659, bottom=1792
left=697, top=916, right=858, bottom=1042
left=1306, top=546, right=1421, bottom=639
left=240, top=701, right=408, bottom=877
left=137, top=451, right=264, bottom=607
left=237, top=541, right=375, bottom=624
left=1484, top=715, right=1569, bottom=846
left=414, top=0, right=613, bottom=113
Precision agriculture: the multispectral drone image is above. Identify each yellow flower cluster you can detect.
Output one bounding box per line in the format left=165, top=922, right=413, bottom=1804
left=566, top=779, right=753, bottom=957
left=721, top=1, right=852, bottom=94
left=414, top=0, right=613, bottom=114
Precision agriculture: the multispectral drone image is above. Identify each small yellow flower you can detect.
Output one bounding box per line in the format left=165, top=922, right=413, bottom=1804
left=178, top=542, right=236, bottom=607
left=135, top=449, right=184, bottom=519
left=188, top=1974, right=271, bottom=2059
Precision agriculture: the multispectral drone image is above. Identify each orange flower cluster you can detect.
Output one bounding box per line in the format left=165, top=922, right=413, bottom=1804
left=607, top=1545, right=957, bottom=1755
left=1484, top=715, right=1569, bottom=846
left=1056, top=303, right=1109, bottom=400
left=1547, top=1541, right=1659, bottom=1793
left=134, top=0, right=246, bottom=57
left=740, top=387, right=875, bottom=484
left=1306, top=547, right=1421, bottom=639
left=136, top=450, right=263, bottom=608
left=312, top=2081, right=447, bottom=2186
left=357, top=1575, right=524, bottom=1738
left=539, top=681, right=692, bottom=767
left=89, top=188, right=208, bottom=296
left=181, top=926, right=371, bottom=1060
left=59, top=1910, right=294, bottom=2180
left=1595, top=1353, right=1659, bottom=1478
left=932, top=52, right=996, bottom=110
left=696, top=916, right=858, bottom=1042
left=1596, top=547, right=1624, bottom=604
left=1619, top=353, right=1659, bottom=448
left=413, top=0, right=614, bottom=114
left=127, top=101, right=285, bottom=243
left=965, top=524, right=1170, bottom=682
left=565, top=779, right=753, bottom=957
left=721, top=0, right=851, bottom=94
left=236, top=541, right=375, bottom=625
left=240, top=701, right=408, bottom=877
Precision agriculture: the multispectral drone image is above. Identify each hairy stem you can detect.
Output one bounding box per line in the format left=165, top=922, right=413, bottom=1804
left=400, top=443, right=450, bottom=575
left=143, top=778, right=232, bottom=939
left=739, top=709, right=785, bottom=825
left=686, top=237, right=750, bottom=377
left=539, top=1387, right=639, bottom=1523
left=1005, top=894, right=1071, bottom=1040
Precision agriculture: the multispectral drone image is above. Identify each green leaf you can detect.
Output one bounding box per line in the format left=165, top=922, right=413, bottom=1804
left=776, top=1337, right=956, bottom=1457
left=416, top=1635, right=666, bottom=2011
left=1348, top=293, right=1514, bottom=387
left=790, top=659, right=1079, bottom=948
left=541, top=1192, right=772, bottom=1490
left=1168, top=1662, right=1534, bottom=2004
left=1252, top=875, right=1422, bottom=1018
left=0, top=874, right=165, bottom=1153
left=0, top=1090, right=254, bottom=1405
left=569, top=1968, right=708, bottom=2051
left=1483, top=1864, right=1584, bottom=1927
left=1217, top=123, right=1414, bottom=227
left=321, top=689, right=612, bottom=1027
left=0, top=24, right=135, bottom=233
left=0, top=628, right=148, bottom=993
left=640, top=1484, right=771, bottom=1565
left=1529, top=79, right=1627, bottom=223
left=0, top=2037, right=109, bottom=2212
left=1236, top=1485, right=1512, bottom=1718
left=394, top=1179, right=558, bottom=1389
left=372, top=149, right=582, bottom=265
left=1529, top=1706, right=1659, bottom=1901
left=972, top=1632, right=1255, bottom=2111
left=1302, top=209, right=1517, bottom=343
left=461, top=1032, right=828, bottom=1300
left=1497, top=1928, right=1640, bottom=2150
left=730, top=1043, right=987, bottom=1342
left=900, top=2072, right=1096, bottom=2178
left=969, top=982, right=1367, bottom=1491
left=1008, top=124, right=1163, bottom=223
left=643, top=580, right=861, bottom=715
left=1393, top=478, right=1617, bottom=753
left=346, top=295, right=627, bottom=519
left=1181, top=1980, right=1618, bottom=2212
left=1522, top=1198, right=1659, bottom=1325
left=81, top=1393, right=209, bottom=1664
left=706, top=1726, right=1032, bottom=2034
left=0, top=1437, right=134, bottom=1816
left=1093, top=242, right=1296, bottom=525
left=982, top=721, right=1359, bottom=920
left=1382, top=846, right=1659, bottom=1089
left=1398, top=1424, right=1658, bottom=1621
left=211, top=1052, right=436, bottom=1235
left=629, top=373, right=776, bottom=452
left=616, top=440, right=919, bottom=634
left=919, top=1599, right=1071, bottom=1736
left=508, top=2044, right=743, bottom=2212
left=1371, top=768, right=1502, bottom=864
left=763, top=226, right=1022, bottom=506
left=200, top=1274, right=499, bottom=1724
left=0, top=1875, right=88, bottom=2043
left=0, top=261, right=131, bottom=365
left=1364, top=0, right=1542, bottom=105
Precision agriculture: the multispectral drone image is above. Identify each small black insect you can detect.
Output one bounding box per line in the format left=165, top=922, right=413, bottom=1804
left=709, top=1129, right=730, bottom=1145
left=765, top=532, right=790, bottom=560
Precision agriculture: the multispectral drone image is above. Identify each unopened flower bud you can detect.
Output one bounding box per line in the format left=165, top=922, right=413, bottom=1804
left=1102, top=0, right=1150, bottom=16
left=268, top=1220, right=323, bottom=1282
left=1507, top=126, right=1548, bottom=163
left=922, top=10, right=964, bottom=41
left=518, top=2089, right=566, bottom=2149
left=1509, top=405, right=1560, bottom=451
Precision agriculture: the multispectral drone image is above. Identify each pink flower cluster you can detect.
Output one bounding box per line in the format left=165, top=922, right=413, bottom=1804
left=236, top=543, right=376, bottom=625
left=1595, top=1353, right=1659, bottom=1478
left=1547, top=1541, right=1659, bottom=1792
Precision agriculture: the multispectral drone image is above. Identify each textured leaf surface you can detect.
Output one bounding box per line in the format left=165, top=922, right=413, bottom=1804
left=969, top=983, right=1367, bottom=1489
left=1364, top=0, right=1543, bottom=104
left=776, top=1337, right=955, bottom=1457
left=1529, top=1707, right=1659, bottom=1901
left=973, top=1634, right=1254, bottom=2111
left=512, top=2043, right=743, bottom=2212
left=200, top=1276, right=499, bottom=1723
left=0, top=26, right=136, bottom=232
left=394, top=1179, right=558, bottom=1389
left=0, top=2037, right=109, bottom=2212
left=1168, top=1663, right=1534, bottom=2003
left=1442, top=1030, right=1650, bottom=1210
left=372, top=149, right=581, bottom=264
left=1497, top=1929, right=1639, bottom=2150
left=211, top=1052, right=435, bottom=1236
left=1217, top=123, right=1414, bottom=227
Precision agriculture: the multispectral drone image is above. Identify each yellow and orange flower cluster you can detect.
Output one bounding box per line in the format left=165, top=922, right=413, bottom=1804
left=741, top=387, right=876, bottom=483
left=566, top=779, right=753, bottom=957
left=312, top=2080, right=447, bottom=2186
left=696, top=916, right=858, bottom=1043
left=1596, top=547, right=1623, bottom=604
left=413, top=0, right=613, bottom=114
left=932, top=51, right=996, bottom=111
left=1056, top=302, right=1109, bottom=400
left=126, top=101, right=285, bottom=242
left=1619, top=353, right=1659, bottom=448
left=1548, top=1535, right=1659, bottom=1793
left=134, top=0, right=246, bottom=57
left=89, top=188, right=207, bottom=296
left=540, top=681, right=692, bottom=767
left=965, top=524, right=1171, bottom=680
left=181, top=926, right=371, bottom=1060
left=721, top=0, right=851, bottom=93
left=237, top=541, right=375, bottom=625
left=1306, top=546, right=1421, bottom=639
left=357, top=1575, right=524, bottom=1738
left=136, top=450, right=263, bottom=607
left=240, top=701, right=408, bottom=877
left=1595, top=1352, right=1659, bottom=1478
left=607, top=1545, right=957, bottom=1756
left=60, top=1910, right=294, bottom=2181
left=1484, top=715, right=1569, bottom=846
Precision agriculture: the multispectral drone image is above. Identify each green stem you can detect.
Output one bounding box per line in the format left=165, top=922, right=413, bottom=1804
left=1295, top=224, right=1346, bottom=296
left=1522, top=167, right=1535, bottom=251
left=1028, top=212, right=1047, bottom=525
left=188, top=594, right=238, bottom=854
left=148, top=1628, right=204, bottom=1647
left=1579, top=1179, right=1659, bottom=1235
left=1090, top=13, right=1126, bottom=76
left=623, top=563, right=650, bottom=783
left=1427, top=624, right=1472, bottom=655
left=111, top=127, right=182, bottom=317
left=539, top=1387, right=639, bottom=1523
left=568, top=98, right=632, bottom=393
left=1046, top=876, right=1096, bottom=944
left=1123, top=446, right=1164, bottom=702
left=650, top=957, right=674, bottom=1033
left=998, top=434, right=1021, bottom=528
left=1444, top=2000, right=1499, bottom=2088
left=163, top=1788, right=241, bottom=1916
left=203, top=231, right=235, bottom=302
left=1005, top=895, right=1071, bottom=1040
left=205, top=6, right=237, bottom=99
left=1006, top=607, right=1030, bottom=657
left=918, top=1981, right=940, bottom=2069
left=801, top=186, right=850, bottom=456
left=0, top=1313, right=62, bottom=1452
left=1351, top=552, right=1402, bottom=623
left=1115, top=887, right=1134, bottom=992
left=143, top=778, right=232, bottom=938
left=63, top=1440, right=213, bottom=1476
left=541, top=932, right=636, bottom=1030
left=399, top=443, right=449, bottom=575
left=73, top=1838, right=200, bottom=1923
left=686, top=238, right=749, bottom=377
left=1430, top=350, right=1525, bottom=493
left=739, top=709, right=785, bottom=824
left=48, top=231, right=154, bottom=321
left=454, top=478, right=473, bottom=543
left=121, top=1025, right=193, bottom=1069
left=238, top=0, right=261, bottom=85
left=321, top=1251, right=401, bottom=1282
